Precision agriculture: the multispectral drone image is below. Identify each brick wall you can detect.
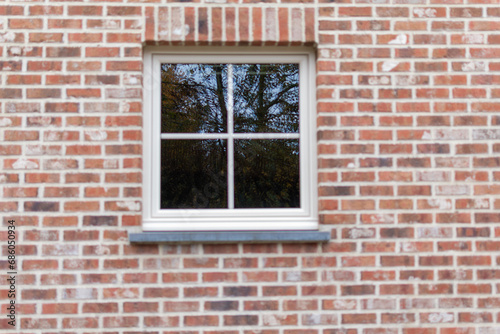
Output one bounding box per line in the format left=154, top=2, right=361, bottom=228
left=1, top=1, right=500, bottom=333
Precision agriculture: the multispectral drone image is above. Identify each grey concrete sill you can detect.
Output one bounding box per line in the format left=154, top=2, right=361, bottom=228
left=129, top=231, right=330, bottom=244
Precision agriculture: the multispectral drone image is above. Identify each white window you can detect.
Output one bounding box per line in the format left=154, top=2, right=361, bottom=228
left=143, top=47, right=317, bottom=231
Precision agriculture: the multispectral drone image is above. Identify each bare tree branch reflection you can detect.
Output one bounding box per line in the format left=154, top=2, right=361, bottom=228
left=160, top=63, right=300, bottom=209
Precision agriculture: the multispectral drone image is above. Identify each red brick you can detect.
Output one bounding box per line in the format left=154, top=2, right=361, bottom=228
left=184, top=287, right=217, bottom=298
left=82, top=303, right=118, bottom=313
left=342, top=314, right=376, bottom=324
left=164, top=301, right=199, bottom=312
left=185, top=315, right=219, bottom=327
left=380, top=284, right=414, bottom=295
left=42, top=303, right=78, bottom=314
left=22, top=289, right=57, bottom=300
left=103, top=287, right=140, bottom=299
left=339, top=7, right=372, bottom=17
left=102, top=316, right=139, bottom=328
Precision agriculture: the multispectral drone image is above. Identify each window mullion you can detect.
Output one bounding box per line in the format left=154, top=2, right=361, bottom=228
left=227, top=64, right=235, bottom=210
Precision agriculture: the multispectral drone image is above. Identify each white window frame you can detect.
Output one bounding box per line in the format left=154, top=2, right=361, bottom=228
left=143, top=47, right=317, bottom=231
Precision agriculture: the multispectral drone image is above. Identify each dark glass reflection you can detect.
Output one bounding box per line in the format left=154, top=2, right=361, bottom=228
left=161, top=64, right=227, bottom=133
left=161, top=140, right=227, bottom=208
left=234, top=139, right=300, bottom=208
left=233, top=64, right=299, bottom=133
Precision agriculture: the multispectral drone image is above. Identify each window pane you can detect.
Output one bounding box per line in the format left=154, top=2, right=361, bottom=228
left=233, top=64, right=299, bottom=133
left=234, top=139, right=300, bottom=208
left=161, top=140, right=227, bottom=209
left=161, top=64, right=228, bottom=133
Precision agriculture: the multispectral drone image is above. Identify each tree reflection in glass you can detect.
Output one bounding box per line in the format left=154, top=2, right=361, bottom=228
left=160, top=62, right=300, bottom=210
left=233, top=64, right=299, bottom=133
left=161, top=64, right=227, bottom=133
left=234, top=139, right=300, bottom=208
left=161, top=140, right=227, bottom=208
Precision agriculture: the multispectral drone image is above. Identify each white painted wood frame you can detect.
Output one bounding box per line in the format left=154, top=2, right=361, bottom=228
left=143, top=47, right=317, bottom=231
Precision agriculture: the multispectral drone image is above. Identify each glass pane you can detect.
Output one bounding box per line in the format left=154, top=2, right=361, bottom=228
left=161, top=140, right=227, bottom=209
left=161, top=64, right=228, bottom=133
left=233, top=64, right=299, bottom=133
left=234, top=139, right=300, bottom=208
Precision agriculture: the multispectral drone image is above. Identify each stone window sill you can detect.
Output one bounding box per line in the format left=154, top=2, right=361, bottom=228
left=129, top=231, right=330, bottom=244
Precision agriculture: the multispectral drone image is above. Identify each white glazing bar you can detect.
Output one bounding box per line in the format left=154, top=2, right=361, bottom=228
left=233, top=133, right=300, bottom=139
left=160, top=133, right=300, bottom=140
left=227, top=64, right=235, bottom=209
left=160, top=133, right=230, bottom=140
